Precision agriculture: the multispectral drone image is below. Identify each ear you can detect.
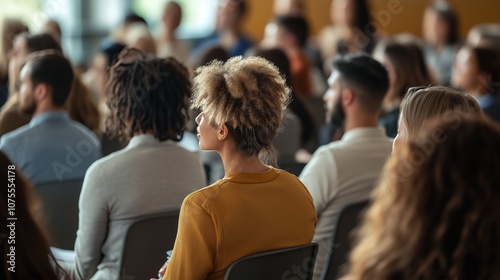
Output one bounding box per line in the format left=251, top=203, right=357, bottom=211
left=218, top=123, right=229, bottom=141
left=34, top=83, right=49, bottom=102
left=342, top=87, right=355, bottom=107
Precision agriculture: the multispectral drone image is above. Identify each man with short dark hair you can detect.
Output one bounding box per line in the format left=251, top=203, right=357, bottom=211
left=0, top=51, right=101, bottom=184
left=299, top=54, right=393, bottom=279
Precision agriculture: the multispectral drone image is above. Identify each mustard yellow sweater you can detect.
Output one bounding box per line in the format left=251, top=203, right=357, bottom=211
left=163, top=167, right=317, bottom=280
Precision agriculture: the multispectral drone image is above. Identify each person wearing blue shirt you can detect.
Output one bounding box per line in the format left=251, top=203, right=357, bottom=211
left=0, top=51, right=101, bottom=185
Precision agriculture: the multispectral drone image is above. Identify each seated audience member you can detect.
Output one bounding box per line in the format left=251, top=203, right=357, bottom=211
left=0, top=33, right=100, bottom=136
left=451, top=45, right=500, bottom=122
left=156, top=56, right=317, bottom=279
left=393, top=85, right=482, bottom=153
left=58, top=49, right=206, bottom=280
left=0, top=51, right=101, bottom=184
left=466, top=23, right=500, bottom=49
left=0, top=151, right=64, bottom=280
left=273, top=0, right=305, bottom=16
left=263, top=15, right=313, bottom=98
left=299, top=54, right=392, bottom=280
left=0, top=19, right=29, bottom=108
left=156, top=1, right=190, bottom=64
left=346, top=115, right=500, bottom=280
left=422, top=0, right=460, bottom=85
left=317, top=0, right=377, bottom=73
left=194, top=0, right=253, bottom=58
left=376, top=39, right=435, bottom=138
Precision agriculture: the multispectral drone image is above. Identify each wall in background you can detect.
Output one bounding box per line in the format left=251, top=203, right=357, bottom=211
left=243, top=0, right=500, bottom=42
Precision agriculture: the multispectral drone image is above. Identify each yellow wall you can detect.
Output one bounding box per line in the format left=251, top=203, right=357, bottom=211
left=243, top=0, right=500, bottom=41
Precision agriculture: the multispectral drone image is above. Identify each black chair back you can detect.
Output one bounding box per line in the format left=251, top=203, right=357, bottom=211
left=224, top=242, right=319, bottom=280
left=35, top=179, right=84, bottom=249
left=119, top=210, right=179, bottom=280
left=321, top=200, right=369, bottom=279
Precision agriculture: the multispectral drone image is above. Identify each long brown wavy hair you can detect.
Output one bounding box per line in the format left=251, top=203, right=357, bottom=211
left=0, top=151, right=64, bottom=279
left=347, top=114, right=500, bottom=280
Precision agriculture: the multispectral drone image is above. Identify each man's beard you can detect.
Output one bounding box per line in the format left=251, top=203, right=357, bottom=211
left=19, top=97, right=36, bottom=116
left=330, top=98, right=345, bottom=128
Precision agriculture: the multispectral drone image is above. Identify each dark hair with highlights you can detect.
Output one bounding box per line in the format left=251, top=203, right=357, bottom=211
left=105, top=48, right=191, bottom=142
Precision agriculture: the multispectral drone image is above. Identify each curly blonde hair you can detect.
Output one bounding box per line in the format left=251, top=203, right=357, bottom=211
left=191, top=56, right=290, bottom=159
left=347, top=115, right=500, bottom=280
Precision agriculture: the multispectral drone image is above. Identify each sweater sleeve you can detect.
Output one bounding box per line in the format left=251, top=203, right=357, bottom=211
left=70, top=162, right=109, bottom=280
left=163, top=197, right=216, bottom=280
left=299, top=146, right=339, bottom=215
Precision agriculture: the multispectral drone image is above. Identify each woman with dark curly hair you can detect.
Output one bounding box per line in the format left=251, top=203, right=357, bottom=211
left=157, top=56, right=317, bottom=280
left=346, top=114, right=500, bottom=280
left=58, top=48, right=206, bottom=280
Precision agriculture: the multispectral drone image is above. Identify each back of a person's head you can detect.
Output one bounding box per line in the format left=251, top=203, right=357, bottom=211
left=25, top=33, right=62, bottom=54
left=192, top=56, right=290, bottom=161
left=348, top=115, right=500, bottom=280
left=251, top=47, right=291, bottom=85
left=194, top=44, right=230, bottom=69
left=24, top=51, right=74, bottom=107
left=106, top=48, right=191, bottom=142
left=99, top=41, right=127, bottom=68
left=465, top=44, right=500, bottom=93
left=0, top=151, right=61, bottom=280
left=274, top=14, right=309, bottom=48
left=332, top=53, right=389, bottom=112
left=123, top=13, right=147, bottom=27
left=467, top=23, right=500, bottom=49
left=400, top=85, right=482, bottom=138
left=383, top=40, right=434, bottom=107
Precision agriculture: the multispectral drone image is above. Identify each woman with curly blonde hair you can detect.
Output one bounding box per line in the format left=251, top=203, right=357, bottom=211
left=158, top=56, right=317, bottom=280
left=393, top=85, right=481, bottom=152
left=346, top=114, right=500, bottom=280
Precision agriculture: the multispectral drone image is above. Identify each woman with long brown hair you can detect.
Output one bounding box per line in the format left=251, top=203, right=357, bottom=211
left=0, top=151, right=64, bottom=279
left=377, top=39, right=436, bottom=138
left=346, top=114, right=500, bottom=279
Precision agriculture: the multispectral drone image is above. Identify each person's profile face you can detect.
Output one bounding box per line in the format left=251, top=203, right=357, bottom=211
left=195, top=112, right=221, bottom=151
left=324, top=70, right=344, bottom=125
left=451, top=47, right=479, bottom=92
left=18, top=64, right=37, bottom=116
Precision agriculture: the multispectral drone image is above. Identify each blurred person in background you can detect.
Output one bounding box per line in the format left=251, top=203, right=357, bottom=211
left=0, top=19, right=28, bottom=108
left=194, top=0, right=253, bottom=58
left=156, top=1, right=190, bottom=64
left=466, top=23, right=500, bottom=49
left=376, top=38, right=435, bottom=138
left=0, top=33, right=100, bottom=136
left=317, top=0, right=377, bottom=75
left=422, top=0, right=460, bottom=85
left=263, top=15, right=313, bottom=98
left=451, top=45, right=500, bottom=122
